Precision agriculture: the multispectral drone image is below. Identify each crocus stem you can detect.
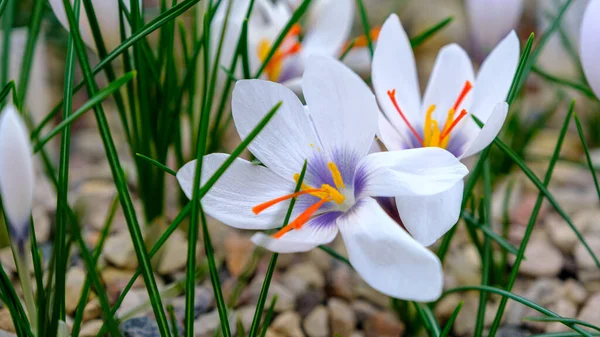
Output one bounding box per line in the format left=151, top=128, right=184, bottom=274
left=57, top=320, right=68, bottom=337
left=13, top=244, right=37, bottom=335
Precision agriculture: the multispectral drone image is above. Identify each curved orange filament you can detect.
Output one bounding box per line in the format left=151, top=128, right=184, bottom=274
left=345, top=27, right=381, bottom=50
left=387, top=89, right=423, bottom=144
left=252, top=189, right=323, bottom=215
left=453, top=81, right=473, bottom=111
left=273, top=197, right=330, bottom=238
left=440, top=109, right=468, bottom=141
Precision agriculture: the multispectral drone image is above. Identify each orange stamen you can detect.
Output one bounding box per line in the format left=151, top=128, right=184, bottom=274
left=347, top=27, right=381, bottom=49
left=387, top=89, right=423, bottom=144
left=453, top=81, right=473, bottom=111
left=289, top=24, right=302, bottom=37
left=273, top=197, right=330, bottom=238
left=440, top=109, right=468, bottom=140
left=253, top=189, right=323, bottom=215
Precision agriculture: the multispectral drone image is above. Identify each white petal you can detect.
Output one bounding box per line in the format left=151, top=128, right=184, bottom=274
left=176, top=154, right=295, bottom=230
left=0, top=105, right=35, bottom=235
left=581, top=0, right=600, bottom=99
left=396, top=181, right=463, bottom=247
left=470, top=31, right=520, bottom=122
left=421, top=44, right=475, bottom=122
left=232, top=80, right=321, bottom=180
left=250, top=212, right=340, bottom=253
left=303, top=55, right=379, bottom=156
left=377, top=114, right=409, bottom=151
left=466, top=0, right=523, bottom=51
left=460, top=102, right=508, bottom=159
left=357, top=148, right=468, bottom=197
left=48, top=0, right=129, bottom=52
left=302, top=0, right=354, bottom=57
left=281, top=77, right=303, bottom=95
left=338, top=198, right=443, bottom=301
left=372, top=14, right=422, bottom=136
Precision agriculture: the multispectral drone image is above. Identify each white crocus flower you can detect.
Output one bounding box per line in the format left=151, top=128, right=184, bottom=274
left=49, top=0, right=128, bottom=52
left=214, top=0, right=354, bottom=92
left=372, top=14, right=520, bottom=246
left=0, top=105, right=35, bottom=249
left=466, top=0, right=523, bottom=53
left=177, top=56, right=469, bottom=301
left=581, top=0, right=600, bottom=99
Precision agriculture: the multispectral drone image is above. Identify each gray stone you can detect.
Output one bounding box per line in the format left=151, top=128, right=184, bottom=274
left=364, top=311, right=405, bottom=337
left=578, top=292, right=600, bottom=328
left=272, top=311, right=304, bottom=337
left=120, top=317, right=160, bottom=337
left=328, top=298, right=356, bottom=337
left=511, top=238, right=563, bottom=277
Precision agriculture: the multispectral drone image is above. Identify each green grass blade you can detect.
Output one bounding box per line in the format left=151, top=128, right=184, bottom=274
left=445, top=286, right=592, bottom=337
left=531, top=333, right=600, bottom=337
left=259, top=296, right=278, bottom=337
left=16, top=0, right=45, bottom=109
left=59, top=1, right=171, bottom=335
left=532, top=66, right=596, bottom=99
left=0, top=0, right=15, bottom=89
left=410, top=17, right=453, bottom=48
left=34, top=70, right=136, bottom=152
left=461, top=212, right=519, bottom=255
left=573, top=113, right=600, bottom=201
left=29, top=218, right=46, bottom=335
left=474, top=161, right=492, bottom=337
left=439, top=301, right=463, bottom=337
left=135, top=153, right=177, bottom=176
left=354, top=0, right=373, bottom=56
left=486, top=102, right=600, bottom=337
left=414, top=303, right=440, bottom=337
left=248, top=160, right=308, bottom=337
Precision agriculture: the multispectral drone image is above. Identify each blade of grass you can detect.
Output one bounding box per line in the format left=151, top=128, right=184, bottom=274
left=573, top=113, right=600, bottom=201
left=439, top=301, right=463, bottom=337
left=410, top=17, right=453, bottom=48
left=29, top=217, right=46, bottom=335
left=16, top=0, right=45, bottom=110
left=60, top=0, right=171, bottom=335
left=445, top=286, right=592, bottom=337
left=248, top=160, right=308, bottom=337
left=532, top=66, right=596, bottom=99
left=354, top=0, right=373, bottom=56
left=474, top=160, right=492, bottom=337
left=33, top=71, right=136, bottom=151
left=258, top=296, right=278, bottom=337
left=0, top=0, right=15, bottom=89
left=414, top=303, right=440, bottom=337
left=135, top=153, right=177, bottom=176
left=49, top=0, right=81, bottom=333
left=461, top=212, right=519, bottom=255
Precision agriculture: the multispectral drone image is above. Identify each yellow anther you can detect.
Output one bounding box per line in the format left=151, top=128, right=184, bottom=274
left=423, top=105, right=436, bottom=146
left=257, top=39, right=284, bottom=81
left=328, top=162, right=345, bottom=189
left=293, top=173, right=328, bottom=199
left=429, top=120, right=441, bottom=147
left=321, top=184, right=345, bottom=204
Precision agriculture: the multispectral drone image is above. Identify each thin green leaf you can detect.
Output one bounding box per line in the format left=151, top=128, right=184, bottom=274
left=532, top=66, right=596, bottom=99
left=475, top=161, right=492, bottom=337
left=33, top=71, right=136, bottom=152
left=354, top=0, right=373, bottom=56
left=16, top=0, right=45, bottom=109
left=439, top=301, right=463, bottom=337
left=444, top=286, right=592, bottom=337
left=573, top=113, right=600, bottom=201
left=248, top=160, right=308, bottom=337
left=410, top=17, right=453, bottom=48
left=525, top=317, right=600, bottom=332
left=414, top=303, right=440, bottom=337
left=259, top=296, right=278, bottom=337
left=135, top=153, right=177, bottom=176
left=461, top=212, right=519, bottom=256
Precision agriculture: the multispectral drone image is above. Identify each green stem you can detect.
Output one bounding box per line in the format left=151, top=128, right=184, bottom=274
left=13, top=247, right=37, bottom=335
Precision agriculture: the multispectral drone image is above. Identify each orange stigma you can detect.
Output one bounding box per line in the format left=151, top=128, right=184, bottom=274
left=344, top=27, right=381, bottom=50
left=273, top=198, right=330, bottom=238
left=387, top=89, right=424, bottom=144
left=453, top=81, right=472, bottom=111
left=440, top=109, right=468, bottom=141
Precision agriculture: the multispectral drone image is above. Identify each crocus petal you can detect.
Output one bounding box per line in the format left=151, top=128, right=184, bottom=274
left=177, top=154, right=295, bottom=230
left=0, top=105, right=35, bottom=239
left=377, top=114, right=408, bottom=152
left=460, top=102, right=508, bottom=159
left=421, top=44, right=475, bottom=122
left=48, top=0, right=129, bottom=52
left=302, top=0, right=354, bottom=57
left=395, top=181, right=463, bottom=247
left=356, top=148, right=468, bottom=197
left=372, top=14, right=422, bottom=137
left=250, top=212, right=340, bottom=253
left=470, top=31, right=520, bottom=122
left=581, top=0, right=600, bottom=99
left=232, top=80, right=321, bottom=180
left=337, top=198, right=443, bottom=301
left=303, top=55, right=379, bottom=157
left=466, top=0, right=523, bottom=52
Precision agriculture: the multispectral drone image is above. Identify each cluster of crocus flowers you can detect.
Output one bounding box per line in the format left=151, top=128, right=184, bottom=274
left=371, top=14, right=520, bottom=246
left=178, top=56, right=469, bottom=301
left=581, top=0, right=600, bottom=100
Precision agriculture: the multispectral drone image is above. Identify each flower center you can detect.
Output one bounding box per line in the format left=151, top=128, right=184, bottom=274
left=252, top=161, right=347, bottom=238
left=257, top=24, right=302, bottom=82
left=386, top=81, right=472, bottom=149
